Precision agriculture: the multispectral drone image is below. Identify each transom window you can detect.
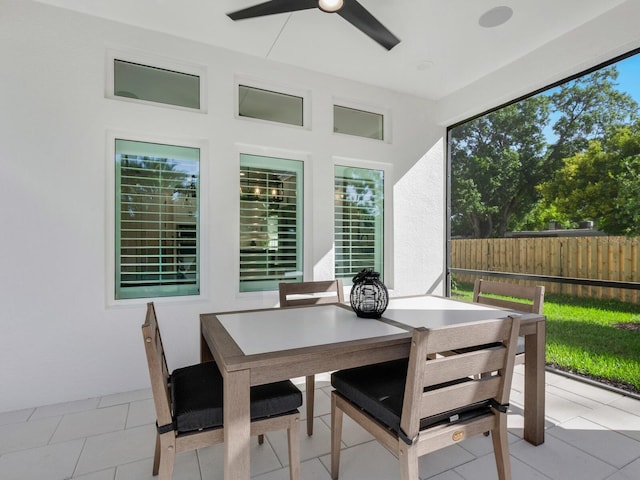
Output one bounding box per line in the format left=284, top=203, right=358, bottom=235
left=334, top=105, right=384, bottom=140
left=238, top=85, right=304, bottom=126
left=113, top=59, right=201, bottom=110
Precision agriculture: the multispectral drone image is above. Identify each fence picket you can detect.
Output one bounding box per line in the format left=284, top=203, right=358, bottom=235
left=451, top=236, right=640, bottom=302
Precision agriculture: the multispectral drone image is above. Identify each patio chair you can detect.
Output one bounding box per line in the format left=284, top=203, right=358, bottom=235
left=142, top=302, right=302, bottom=480
left=279, top=280, right=344, bottom=436
left=472, top=278, right=545, bottom=365
left=330, top=315, right=521, bottom=480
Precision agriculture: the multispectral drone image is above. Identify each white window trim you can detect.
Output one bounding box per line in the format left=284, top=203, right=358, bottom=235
left=234, top=75, right=312, bottom=130
left=333, top=156, right=393, bottom=289
left=332, top=97, right=392, bottom=144
left=105, top=48, right=208, bottom=113
left=105, top=130, right=209, bottom=307
left=233, top=143, right=312, bottom=299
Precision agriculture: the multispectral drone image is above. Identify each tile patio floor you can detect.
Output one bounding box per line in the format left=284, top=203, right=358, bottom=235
left=1, top=366, right=640, bottom=480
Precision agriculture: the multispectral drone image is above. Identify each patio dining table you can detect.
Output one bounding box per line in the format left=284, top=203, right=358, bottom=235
left=200, top=294, right=546, bottom=480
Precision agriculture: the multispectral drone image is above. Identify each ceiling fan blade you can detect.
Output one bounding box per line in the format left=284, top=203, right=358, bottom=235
left=337, top=0, right=400, bottom=50
left=228, top=0, right=317, bottom=20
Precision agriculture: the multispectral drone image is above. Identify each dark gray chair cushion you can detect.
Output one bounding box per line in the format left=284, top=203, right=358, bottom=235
left=171, top=361, right=302, bottom=434
left=331, top=359, right=493, bottom=438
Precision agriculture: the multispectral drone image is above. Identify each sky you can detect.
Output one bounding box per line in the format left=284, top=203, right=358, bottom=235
left=614, top=52, right=640, bottom=101
left=541, top=51, right=640, bottom=143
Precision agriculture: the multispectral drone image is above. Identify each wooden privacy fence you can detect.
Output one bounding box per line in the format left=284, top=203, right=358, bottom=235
left=451, top=236, right=640, bottom=303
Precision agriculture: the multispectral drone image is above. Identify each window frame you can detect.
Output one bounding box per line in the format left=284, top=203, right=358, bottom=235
left=238, top=154, right=304, bottom=293
left=333, top=158, right=391, bottom=286
left=234, top=75, right=312, bottom=130
left=332, top=98, right=391, bottom=143
left=235, top=145, right=309, bottom=296
left=105, top=49, right=207, bottom=113
left=106, top=131, right=209, bottom=305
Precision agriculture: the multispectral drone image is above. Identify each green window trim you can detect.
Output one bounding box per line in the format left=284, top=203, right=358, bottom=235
left=115, top=139, right=200, bottom=300
left=240, top=154, right=304, bottom=292
left=335, top=165, right=384, bottom=284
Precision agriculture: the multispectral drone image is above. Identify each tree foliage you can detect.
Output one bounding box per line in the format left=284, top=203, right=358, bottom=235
left=450, top=96, right=549, bottom=237
left=450, top=65, right=639, bottom=238
left=539, top=121, right=640, bottom=236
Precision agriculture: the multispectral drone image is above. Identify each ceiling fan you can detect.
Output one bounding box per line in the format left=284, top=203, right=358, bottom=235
left=227, top=0, right=400, bottom=51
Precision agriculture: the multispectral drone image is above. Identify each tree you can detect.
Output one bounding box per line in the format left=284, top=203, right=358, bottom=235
left=451, top=65, right=639, bottom=237
left=539, top=121, right=640, bottom=235
left=546, top=66, right=639, bottom=173
left=450, top=96, right=549, bottom=237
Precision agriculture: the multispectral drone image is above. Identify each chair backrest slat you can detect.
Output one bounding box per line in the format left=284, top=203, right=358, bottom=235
left=142, top=302, right=173, bottom=428
left=420, top=375, right=503, bottom=419
left=400, top=315, right=520, bottom=441
left=279, top=280, right=345, bottom=307
left=421, top=348, right=506, bottom=387
left=473, top=279, right=545, bottom=315
left=420, top=319, right=513, bottom=354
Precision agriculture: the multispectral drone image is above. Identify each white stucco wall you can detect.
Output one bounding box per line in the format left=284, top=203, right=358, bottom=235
left=0, top=1, right=445, bottom=412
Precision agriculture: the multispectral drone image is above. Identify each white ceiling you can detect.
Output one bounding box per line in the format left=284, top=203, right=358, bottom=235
left=36, top=0, right=640, bottom=101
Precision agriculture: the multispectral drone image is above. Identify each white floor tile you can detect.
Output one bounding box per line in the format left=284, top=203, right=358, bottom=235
left=125, top=398, right=155, bottom=429
left=0, top=438, right=84, bottom=480
left=74, top=424, right=156, bottom=476
left=73, top=468, right=116, bottom=480
left=0, top=408, right=35, bottom=426
left=582, top=405, right=640, bottom=442
left=30, top=397, right=99, bottom=421
left=318, top=412, right=374, bottom=447
left=51, top=404, right=128, bottom=443
left=604, top=457, right=640, bottom=480
left=115, top=450, right=201, bottom=480
left=510, top=434, right=617, bottom=480
left=417, top=444, right=476, bottom=479
left=552, top=376, right=624, bottom=406
left=544, top=389, right=593, bottom=424
left=269, top=416, right=332, bottom=464
left=609, top=395, right=640, bottom=416
left=0, top=416, right=60, bottom=454
left=198, top=438, right=285, bottom=479
left=251, top=458, right=331, bottom=480
left=547, top=417, right=640, bottom=468
left=318, top=441, right=400, bottom=480
left=98, top=389, right=152, bottom=408
left=427, top=470, right=466, bottom=480
left=454, top=452, right=551, bottom=480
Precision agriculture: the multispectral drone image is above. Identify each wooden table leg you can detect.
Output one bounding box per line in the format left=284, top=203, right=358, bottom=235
left=224, top=369, right=251, bottom=480
left=523, top=320, right=546, bottom=445
left=200, top=331, right=214, bottom=363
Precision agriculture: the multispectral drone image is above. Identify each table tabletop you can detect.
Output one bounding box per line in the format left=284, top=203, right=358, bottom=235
left=217, top=303, right=408, bottom=355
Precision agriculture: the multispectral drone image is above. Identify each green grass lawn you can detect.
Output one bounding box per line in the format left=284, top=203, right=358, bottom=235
left=452, top=283, right=640, bottom=393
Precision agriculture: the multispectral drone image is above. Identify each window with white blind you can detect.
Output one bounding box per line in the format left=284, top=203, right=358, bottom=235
left=334, top=165, right=384, bottom=284
left=115, top=139, right=200, bottom=299
left=240, top=154, right=303, bottom=292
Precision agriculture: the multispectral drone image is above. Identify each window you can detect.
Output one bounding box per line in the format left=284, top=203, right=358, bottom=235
left=239, top=154, right=303, bottom=292
left=238, top=85, right=304, bottom=126
left=115, top=139, right=200, bottom=299
left=113, top=59, right=201, bottom=109
left=334, top=165, right=384, bottom=283
left=334, top=105, right=384, bottom=140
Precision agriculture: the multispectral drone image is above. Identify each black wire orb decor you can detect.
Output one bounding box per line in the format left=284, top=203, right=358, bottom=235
left=350, top=269, right=389, bottom=319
